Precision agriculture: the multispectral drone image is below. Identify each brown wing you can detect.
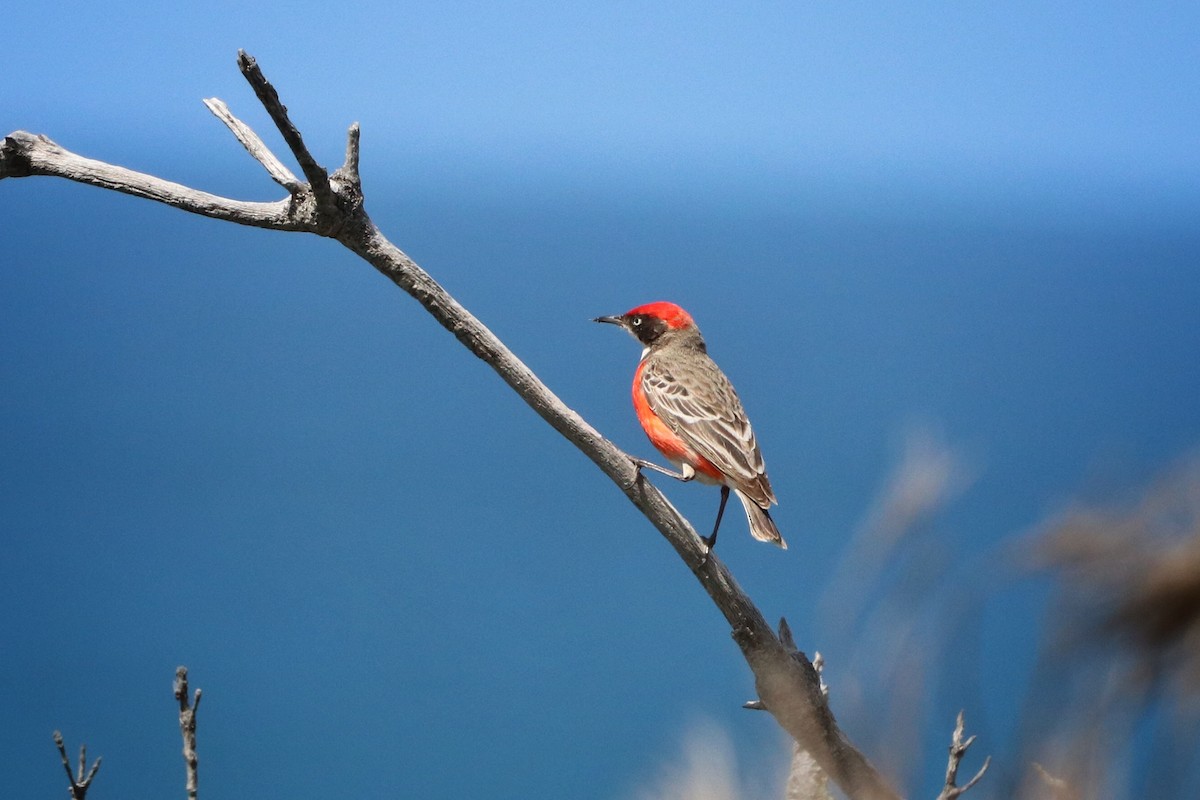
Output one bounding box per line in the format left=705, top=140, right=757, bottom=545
left=641, top=352, right=776, bottom=508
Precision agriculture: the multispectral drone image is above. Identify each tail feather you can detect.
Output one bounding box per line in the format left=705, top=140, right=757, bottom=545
left=736, top=490, right=786, bottom=549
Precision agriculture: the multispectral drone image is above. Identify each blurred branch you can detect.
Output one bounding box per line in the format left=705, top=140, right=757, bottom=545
left=174, top=666, right=202, bottom=800
left=935, top=712, right=989, bottom=800
left=787, top=745, right=835, bottom=800
left=2, top=52, right=910, bottom=800
left=752, top=620, right=833, bottom=800
left=52, top=731, right=101, bottom=800
left=1031, top=762, right=1080, bottom=800
left=1035, top=459, right=1200, bottom=693
left=817, top=430, right=987, bottom=787
left=822, top=428, right=971, bottom=636
left=1013, top=458, right=1200, bottom=798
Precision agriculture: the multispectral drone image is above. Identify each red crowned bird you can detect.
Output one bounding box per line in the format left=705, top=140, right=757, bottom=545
left=595, top=301, right=785, bottom=551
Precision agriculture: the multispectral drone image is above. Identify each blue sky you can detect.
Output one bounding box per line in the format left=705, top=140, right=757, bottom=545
left=4, top=3, right=1200, bottom=798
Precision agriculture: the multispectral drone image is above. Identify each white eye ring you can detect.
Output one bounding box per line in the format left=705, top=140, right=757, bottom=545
left=631, top=317, right=642, bottom=326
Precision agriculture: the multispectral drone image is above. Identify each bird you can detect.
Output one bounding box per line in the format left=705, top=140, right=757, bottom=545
left=594, top=301, right=785, bottom=551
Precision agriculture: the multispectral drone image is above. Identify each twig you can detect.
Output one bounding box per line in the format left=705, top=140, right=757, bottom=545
left=52, top=731, right=101, bottom=800
left=812, top=651, right=829, bottom=699
left=338, top=122, right=361, bottom=181
left=202, top=97, right=301, bottom=190
left=174, top=666, right=202, bottom=800
left=936, top=711, right=990, bottom=799
left=235, top=50, right=338, bottom=224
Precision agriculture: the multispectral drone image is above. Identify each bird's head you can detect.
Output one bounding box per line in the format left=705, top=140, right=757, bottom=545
left=594, top=301, right=700, bottom=348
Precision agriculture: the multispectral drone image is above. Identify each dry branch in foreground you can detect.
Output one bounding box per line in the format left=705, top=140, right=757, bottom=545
left=3, top=51, right=988, bottom=800
left=175, top=666, right=202, bottom=800
left=52, top=731, right=101, bottom=800
left=935, top=712, right=990, bottom=800
left=1010, top=459, right=1200, bottom=797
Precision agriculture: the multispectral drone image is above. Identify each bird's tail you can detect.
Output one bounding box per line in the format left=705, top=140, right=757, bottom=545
left=736, top=490, right=786, bottom=549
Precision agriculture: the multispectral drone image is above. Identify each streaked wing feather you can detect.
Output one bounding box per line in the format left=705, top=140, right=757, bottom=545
left=641, top=356, right=775, bottom=506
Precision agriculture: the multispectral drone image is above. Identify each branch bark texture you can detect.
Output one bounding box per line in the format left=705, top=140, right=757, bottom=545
left=174, top=667, right=201, bottom=800
left=3, top=50, right=905, bottom=800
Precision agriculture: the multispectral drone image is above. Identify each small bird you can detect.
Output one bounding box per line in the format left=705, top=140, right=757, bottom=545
left=595, top=301, right=785, bottom=551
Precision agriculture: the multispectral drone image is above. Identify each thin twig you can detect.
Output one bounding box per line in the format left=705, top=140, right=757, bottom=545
left=936, top=711, right=990, bottom=799
left=174, top=666, right=201, bottom=800
left=813, top=652, right=829, bottom=699
left=235, top=50, right=335, bottom=218
left=340, top=122, right=361, bottom=181
left=202, top=97, right=301, bottom=190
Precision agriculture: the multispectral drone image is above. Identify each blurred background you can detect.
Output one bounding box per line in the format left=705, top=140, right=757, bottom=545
left=3, top=3, right=1199, bottom=798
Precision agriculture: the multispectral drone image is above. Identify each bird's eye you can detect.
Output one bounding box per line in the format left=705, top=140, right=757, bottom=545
left=631, top=316, right=642, bottom=327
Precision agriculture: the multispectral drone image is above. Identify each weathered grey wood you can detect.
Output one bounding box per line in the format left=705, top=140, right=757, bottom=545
left=1, top=131, right=301, bottom=230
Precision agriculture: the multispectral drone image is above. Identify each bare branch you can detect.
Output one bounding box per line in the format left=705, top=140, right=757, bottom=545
left=235, top=50, right=337, bottom=222
left=202, top=97, right=301, bottom=190
left=936, top=711, right=990, bottom=800
left=6, top=52, right=904, bottom=800
left=174, top=666, right=201, bottom=800
left=1, top=131, right=301, bottom=229
left=52, top=731, right=101, bottom=800
left=340, top=122, right=361, bottom=181
left=774, top=623, right=835, bottom=800
left=745, top=618, right=828, bottom=708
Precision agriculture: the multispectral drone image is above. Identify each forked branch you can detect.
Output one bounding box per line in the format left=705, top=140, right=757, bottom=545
left=936, top=711, right=990, bottom=800
left=52, top=731, right=101, bottom=800
left=175, top=667, right=202, bottom=800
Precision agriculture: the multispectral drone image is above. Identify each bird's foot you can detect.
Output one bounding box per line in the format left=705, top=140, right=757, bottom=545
left=696, top=534, right=718, bottom=568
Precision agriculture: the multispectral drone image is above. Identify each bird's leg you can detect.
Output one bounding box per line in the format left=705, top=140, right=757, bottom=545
left=632, top=456, right=721, bottom=566
left=632, top=457, right=696, bottom=483
left=703, top=485, right=731, bottom=552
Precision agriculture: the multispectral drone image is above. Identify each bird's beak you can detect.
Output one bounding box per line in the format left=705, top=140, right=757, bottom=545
left=593, top=314, right=625, bottom=326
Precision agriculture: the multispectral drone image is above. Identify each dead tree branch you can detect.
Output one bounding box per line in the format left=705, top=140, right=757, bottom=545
left=3, top=51, right=913, bottom=800
left=52, top=731, right=101, bottom=800
left=936, top=711, right=989, bottom=800
left=749, top=619, right=834, bottom=800
left=174, top=666, right=201, bottom=800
